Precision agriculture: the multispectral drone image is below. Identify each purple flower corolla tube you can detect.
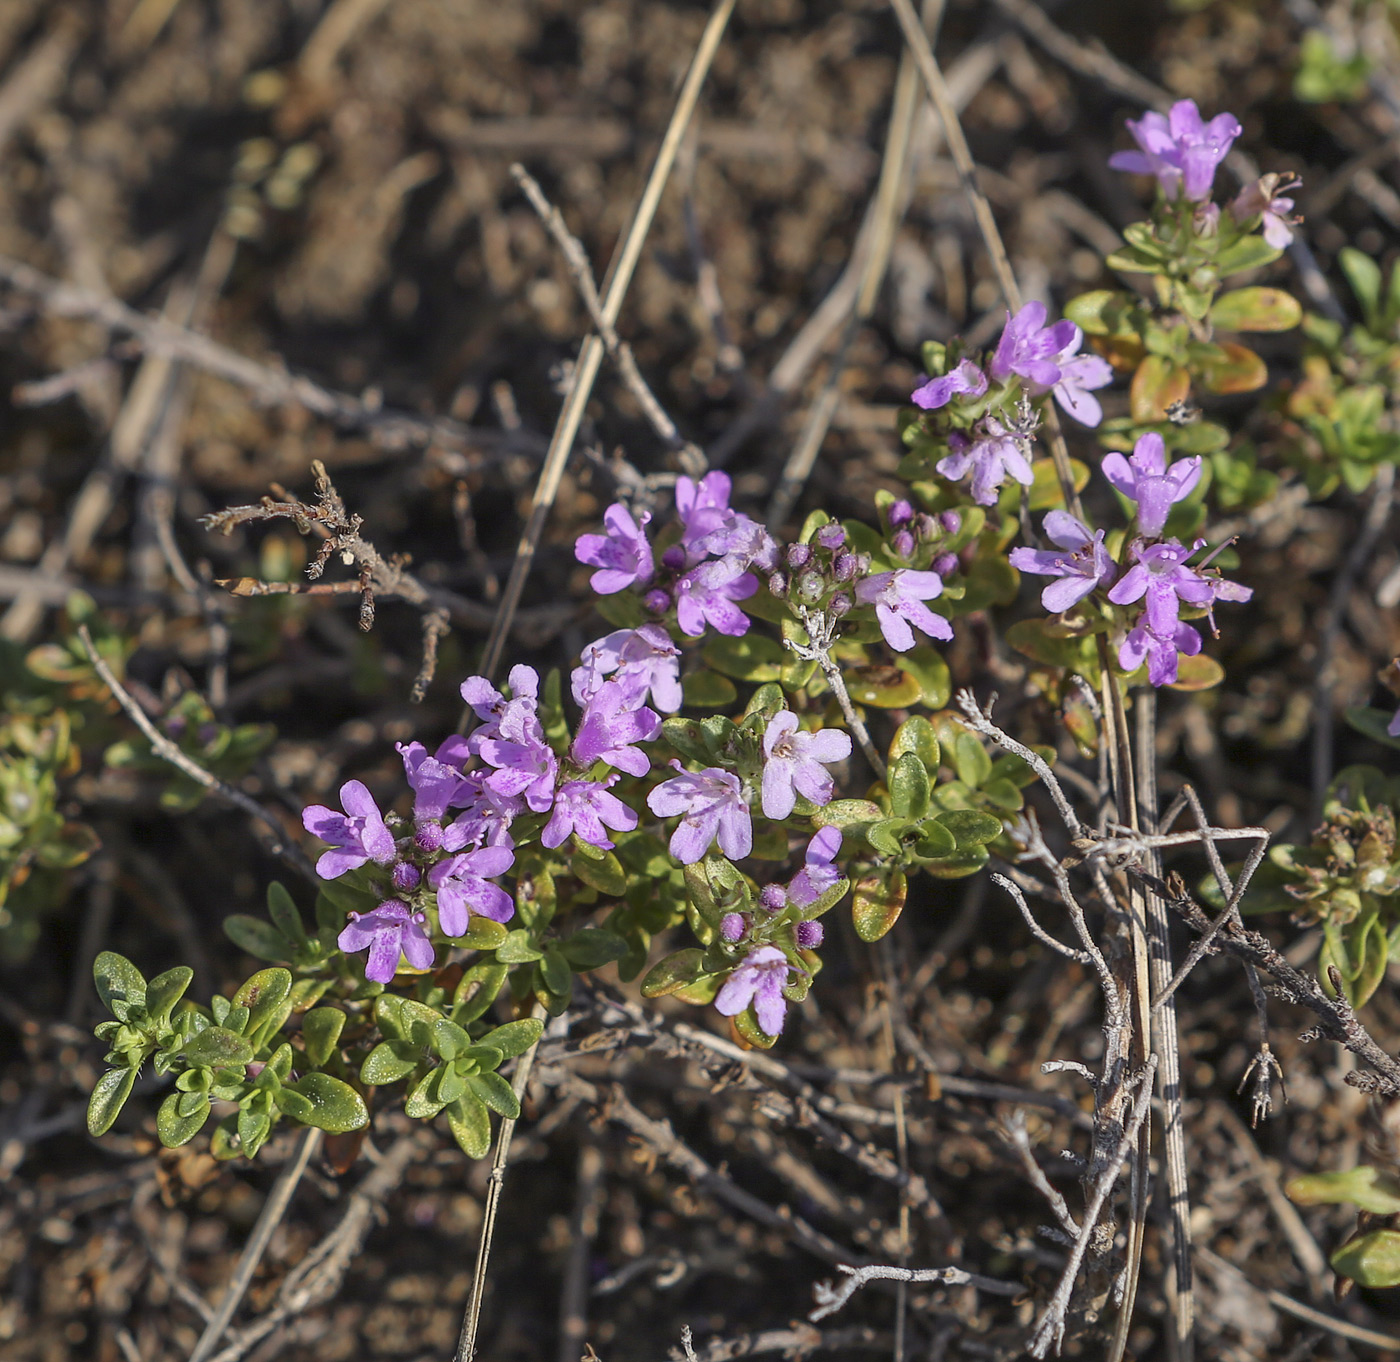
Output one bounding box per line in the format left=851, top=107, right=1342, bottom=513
left=675, top=557, right=757, bottom=638
left=1049, top=334, right=1114, bottom=428
left=397, top=739, right=469, bottom=823
left=1009, top=511, right=1116, bottom=612
left=675, top=471, right=735, bottom=552
left=1119, top=620, right=1204, bottom=687
left=647, top=761, right=752, bottom=864
left=1108, top=99, right=1242, bottom=202
left=910, top=358, right=987, bottom=411
left=714, top=945, right=793, bottom=1036
left=571, top=624, right=683, bottom=713
left=1231, top=174, right=1301, bottom=249
left=476, top=696, right=557, bottom=813
left=339, top=900, right=435, bottom=984
left=788, top=827, right=843, bottom=907
left=302, top=780, right=397, bottom=879
left=855, top=570, right=953, bottom=653
left=428, top=844, right=516, bottom=934
left=571, top=680, right=660, bottom=777
left=760, top=712, right=852, bottom=820
left=542, top=776, right=639, bottom=850
left=574, top=503, right=654, bottom=594
left=936, top=421, right=1033, bottom=506
left=989, top=302, right=1078, bottom=386
left=1101, top=432, right=1202, bottom=537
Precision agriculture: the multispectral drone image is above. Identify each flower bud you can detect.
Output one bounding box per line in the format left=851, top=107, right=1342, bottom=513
left=891, top=531, right=916, bottom=559
left=414, top=823, right=444, bottom=853
left=768, top=571, right=788, bottom=598
left=661, top=545, right=686, bottom=571
left=644, top=588, right=671, bottom=614
left=786, top=542, right=812, bottom=570
left=938, top=510, right=962, bottom=535
left=887, top=499, right=915, bottom=529
left=914, top=514, right=939, bottom=541
left=795, top=921, right=824, bottom=949
left=830, top=592, right=852, bottom=617
left=797, top=571, right=824, bottom=603
left=833, top=552, right=858, bottom=582
left=392, top=861, right=422, bottom=891
left=932, top=552, right=959, bottom=577
left=815, top=524, right=846, bottom=551
left=720, top=912, right=745, bottom=943
left=759, top=884, right=787, bottom=913
left=1193, top=201, right=1220, bottom=237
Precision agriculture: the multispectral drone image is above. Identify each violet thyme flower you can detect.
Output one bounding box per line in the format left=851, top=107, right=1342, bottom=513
left=1009, top=511, right=1116, bottom=612
left=572, top=624, right=683, bottom=714
left=302, top=780, right=397, bottom=879
left=476, top=688, right=557, bottom=813
left=910, top=358, right=987, bottom=411
left=1109, top=99, right=1242, bottom=202
left=571, top=680, right=660, bottom=778
left=855, top=570, right=953, bottom=652
left=760, top=712, right=851, bottom=820
left=714, top=945, right=793, bottom=1036
left=542, top=776, right=639, bottom=850
left=428, top=844, right=515, bottom=934
left=339, top=899, right=434, bottom=984
left=1049, top=332, right=1114, bottom=428
left=675, top=556, right=757, bottom=638
left=1231, top=174, right=1302, bottom=249
left=989, top=302, right=1078, bottom=387
left=1101, top=432, right=1202, bottom=537
left=1119, top=619, right=1204, bottom=687
left=397, top=738, right=470, bottom=824
left=574, top=503, right=654, bottom=594
left=936, top=420, right=1033, bottom=506
left=647, top=761, right=752, bottom=864
left=788, top=827, right=843, bottom=907
left=675, top=471, right=735, bottom=555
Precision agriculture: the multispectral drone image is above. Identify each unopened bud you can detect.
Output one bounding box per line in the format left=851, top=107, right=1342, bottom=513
left=797, top=571, right=824, bottom=603
left=795, top=921, right=824, bottom=949
left=1194, top=201, right=1220, bottom=237
left=392, top=860, right=422, bottom=891
left=887, top=499, right=915, bottom=529
left=786, top=542, right=812, bottom=570
left=661, top=545, right=686, bottom=571
left=759, top=885, right=787, bottom=913
left=833, top=552, right=858, bottom=582
left=891, top=531, right=915, bottom=559
left=915, top=514, right=939, bottom=541
left=768, top=571, right=789, bottom=598
left=933, top=552, right=959, bottom=577
left=815, top=524, right=846, bottom=551
left=830, top=593, right=852, bottom=616
left=644, top=588, right=671, bottom=614
left=938, top=510, right=962, bottom=535
left=720, top=912, right=745, bottom=943
left=414, top=824, right=444, bottom=853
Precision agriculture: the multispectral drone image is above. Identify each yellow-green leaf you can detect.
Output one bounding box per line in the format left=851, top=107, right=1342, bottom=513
left=845, top=665, right=922, bottom=709
left=1209, top=287, right=1302, bottom=333
left=1131, top=355, right=1190, bottom=424
left=852, top=870, right=907, bottom=942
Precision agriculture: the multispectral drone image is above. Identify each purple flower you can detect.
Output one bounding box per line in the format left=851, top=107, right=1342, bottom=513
left=714, top=945, right=793, bottom=1036
left=1107, top=539, right=1217, bottom=636
left=989, top=302, right=1078, bottom=387
left=720, top=912, right=745, bottom=943
left=572, top=624, right=682, bottom=713
left=675, top=472, right=735, bottom=552
left=476, top=693, right=557, bottom=814
left=1119, top=619, right=1204, bottom=687
left=1009, top=511, right=1116, bottom=612
left=397, top=738, right=469, bottom=823
left=460, top=665, right=540, bottom=739
left=1231, top=174, right=1301, bottom=249
left=542, top=776, right=639, bottom=850
left=575, top=504, right=654, bottom=594
left=441, top=774, right=521, bottom=852
left=888, top=499, right=915, bottom=529
left=794, top=921, right=824, bottom=949
left=339, top=900, right=435, bottom=984
left=911, top=359, right=988, bottom=411
left=1050, top=334, right=1114, bottom=428
left=392, top=861, right=421, bottom=892
left=571, top=680, right=660, bottom=777
left=936, top=420, right=1033, bottom=506
left=428, top=844, right=515, bottom=934
left=815, top=524, right=846, bottom=551
left=1389, top=705, right=1400, bottom=739
left=760, top=712, right=851, bottom=820
left=1101, top=433, right=1202, bottom=537
left=788, top=827, right=843, bottom=907
left=302, top=780, right=397, bottom=879
left=675, top=557, right=757, bottom=638
left=647, top=761, right=752, bottom=864
left=1109, top=99, right=1242, bottom=202
left=855, top=570, right=953, bottom=652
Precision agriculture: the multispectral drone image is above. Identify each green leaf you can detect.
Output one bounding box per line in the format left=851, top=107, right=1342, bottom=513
left=1063, top=289, right=1138, bottom=336
left=852, top=871, right=907, bottom=943
left=1287, top=1166, right=1400, bottom=1215
left=224, top=914, right=290, bottom=963
left=1209, top=287, right=1301, bottom=333
left=889, top=715, right=939, bottom=769
left=447, top=1094, right=493, bottom=1158
left=466, top=1071, right=520, bottom=1119
left=274, top=1087, right=316, bottom=1121
left=94, top=952, right=146, bottom=1019
left=911, top=820, right=957, bottom=858
left=452, top=962, right=508, bottom=1025
left=571, top=849, right=627, bottom=897
left=290, top=1073, right=369, bottom=1132
left=458, top=916, right=509, bottom=951
left=87, top=1065, right=138, bottom=1136
left=981, top=777, right=1024, bottom=812
left=814, top=798, right=883, bottom=830
left=1213, top=234, right=1284, bottom=276
left=1340, top=247, right=1383, bottom=322
left=1131, top=355, right=1189, bottom=424
left=1344, top=706, right=1400, bottom=752
left=889, top=753, right=930, bottom=821
left=1027, top=457, right=1092, bottom=512
left=1105, top=245, right=1166, bottom=274
left=934, top=808, right=1003, bottom=848
left=866, top=818, right=908, bottom=859
left=145, top=967, right=193, bottom=1026
left=559, top=927, right=629, bottom=970
left=496, top=930, right=544, bottom=964
left=1165, top=654, right=1224, bottom=692
left=360, top=1041, right=419, bottom=1086
left=683, top=671, right=738, bottom=708
left=952, top=732, right=992, bottom=789
left=432, top=1017, right=472, bottom=1061
left=1331, top=1230, right=1400, bottom=1289
left=844, top=665, right=922, bottom=708
left=702, top=633, right=785, bottom=682
left=157, top=1091, right=209, bottom=1147
left=233, top=968, right=293, bottom=1043
left=478, top=1017, right=544, bottom=1061
left=661, top=718, right=713, bottom=765
left=266, top=882, right=309, bottom=947
left=540, top=946, right=571, bottom=997
left=922, top=846, right=990, bottom=878
left=640, top=948, right=710, bottom=998
left=183, top=1026, right=255, bottom=1068
left=299, top=1007, right=345, bottom=1067
left=898, top=647, right=951, bottom=709
left=593, top=591, right=644, bottom=629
